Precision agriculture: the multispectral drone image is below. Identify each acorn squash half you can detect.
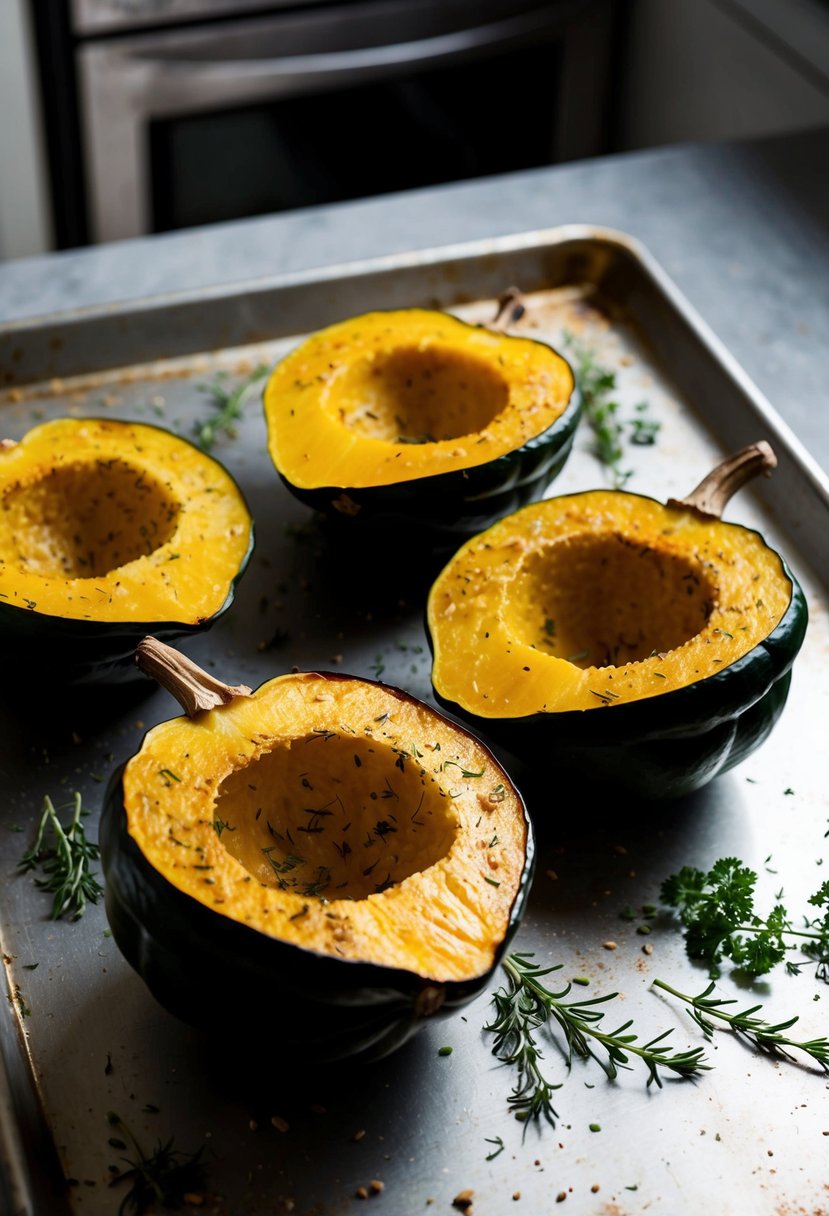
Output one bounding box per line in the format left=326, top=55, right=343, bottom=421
left=427, top=444, right=807, bottom=799
left=264, top=308, right=579, bottom=544
left=0, top=418, right=253, bottom=682
left=100, top=639, right=534, bottom=1061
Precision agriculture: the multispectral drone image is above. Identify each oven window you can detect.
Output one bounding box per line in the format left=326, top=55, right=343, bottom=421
left=149, top=41, right=561, bottom=232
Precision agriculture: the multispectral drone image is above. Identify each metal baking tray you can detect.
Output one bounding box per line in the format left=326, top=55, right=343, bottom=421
left=1, top=226, right=828, bottom=1216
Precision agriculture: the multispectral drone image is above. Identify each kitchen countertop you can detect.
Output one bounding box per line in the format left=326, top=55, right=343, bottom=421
left=1, top=124, right=828, bottom=470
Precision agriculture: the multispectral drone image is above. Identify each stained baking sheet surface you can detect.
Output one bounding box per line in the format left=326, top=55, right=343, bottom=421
left=1, top=230, right=828, bottom=1216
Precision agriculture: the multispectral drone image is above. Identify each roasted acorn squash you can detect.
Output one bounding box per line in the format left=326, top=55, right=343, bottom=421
left=427, top=444, right=807, bottom=799
left=100, top=639, right=533, bottom=1060
left=264, top=308, right=579, bottom=544
left=0, top=418, right=253, bottom=682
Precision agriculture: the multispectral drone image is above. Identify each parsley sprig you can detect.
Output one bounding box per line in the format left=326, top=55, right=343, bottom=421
left=486, top=953, right=707, bottom=1128
left=194, top=363, right=269, bottom=451
left=661, top=858, right=829, bottom=981
left=653, top=979, right=829, bottom=1072
left=18, top=793, right=103, bottom=921
left=108, top=1112, right=208, bottom=1215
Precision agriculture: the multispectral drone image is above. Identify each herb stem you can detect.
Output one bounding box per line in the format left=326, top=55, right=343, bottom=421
left=652, top=978, right=829, bottom=1071
left=18, top=793, right=103, bottom=921
left=487, top=953, right=707, bottom=1130
left=194, top=363, right=269, bottom=451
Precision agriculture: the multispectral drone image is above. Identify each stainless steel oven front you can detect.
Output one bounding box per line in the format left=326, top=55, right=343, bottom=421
left=60, top=0, right=617, bottom=243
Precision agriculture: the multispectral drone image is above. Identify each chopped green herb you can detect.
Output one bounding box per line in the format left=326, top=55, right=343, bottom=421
left=484, top=1135, right=505, bottom=1160
left=442, top=761, right=484, bottom=779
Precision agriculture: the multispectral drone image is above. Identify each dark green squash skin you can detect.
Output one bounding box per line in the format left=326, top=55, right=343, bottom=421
left=99, top=735, right=535, bottom=1063
left=0, top=519, right=254, bottom=685
left=277, top=386, right=582, bottom=548
left=430, top=564, right=807, bottom=802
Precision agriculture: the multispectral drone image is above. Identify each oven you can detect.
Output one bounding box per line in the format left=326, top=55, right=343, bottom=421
left=32, top=0, right=618, bottom=247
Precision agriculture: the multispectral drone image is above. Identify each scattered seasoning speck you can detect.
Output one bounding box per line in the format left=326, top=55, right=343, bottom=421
left=642, top=943, right=654, bottom=955
left=556, top=1192, right=567, bottom=1203
left=591, top=1184, right=600, bottom=1194
left=602, top=941, right=618, bottom=951
left=270, top=1115, right=289, bottom=1133
left=352, top=1128, right=366, bottom=1142
left=572, top=976, right=590, bottom=986
left=355, top=1185, right=369, bottom=1200
left=453, top=1190, right=474, bottom=1212
left=438, top=1045, right=453, bottom=1057
left=370, top=1180, right=384, bottom=1194
left=589, top=1123, right=601, bottom=1133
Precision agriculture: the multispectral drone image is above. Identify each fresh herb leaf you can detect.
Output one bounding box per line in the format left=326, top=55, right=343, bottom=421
left=660, top=857, right=829, bottom=981
left=561, top=333, right=660, bottom=487
left=653, top=979, right=829, bottom=1072
left=484, top=1135, right=505, bottom=1160
left=486, top=953, right=707, bottom=1130
left=194, top=364, right=269, bottom=451
left=18, top=793, right=103, bottom=921
left=107, top=1112, right=208, bottom=1215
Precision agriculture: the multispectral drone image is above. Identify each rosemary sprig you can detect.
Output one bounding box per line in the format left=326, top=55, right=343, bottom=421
left=107, top=1112, right=208, bottom=1215
left=194, top=363, right=269, bottom=451
left=18, top=793, right=103, bottom=921
left=653, top=979, right=829, bottom=1072
left=561, top=332, right=660, bottom=487
left=486, top=953, right=708, bottom=1128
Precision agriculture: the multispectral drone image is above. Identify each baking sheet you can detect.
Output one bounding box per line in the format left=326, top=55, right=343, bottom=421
left=1, top=228, right=828, bottom=1216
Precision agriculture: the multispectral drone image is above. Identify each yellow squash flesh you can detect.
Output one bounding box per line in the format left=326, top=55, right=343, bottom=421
left=264, top=309, right=575, bottom=490
left=428, top=490, right=792, bottom=717
left=0, top=418, right=251, bottom=623
left=123, top=672, right=529, bottom=982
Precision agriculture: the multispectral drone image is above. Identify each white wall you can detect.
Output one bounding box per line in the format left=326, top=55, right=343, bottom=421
left=0, top=0, right=52, bottom=260
left=618, top=0, right=829, bottom=151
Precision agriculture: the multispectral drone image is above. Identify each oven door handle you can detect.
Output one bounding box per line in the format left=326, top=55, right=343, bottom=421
left=134, top=8, right=560, bottom=108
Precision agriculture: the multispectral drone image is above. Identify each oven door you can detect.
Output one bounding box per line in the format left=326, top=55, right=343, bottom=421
left=78, top=0, right=613, bottom=242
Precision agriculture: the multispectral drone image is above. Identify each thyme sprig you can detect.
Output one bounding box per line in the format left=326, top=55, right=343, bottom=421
left=661, top=858, right=829, bottom=982
left=652, top=979, right=829, bottom=1072
left=107, top=1112, right=208, bottom=1216
left=561, top=332, right=660, bottom=488
left=194, top=363, right=269, bottom=451
left=486, top=953, right=708, bottom=1128
left=18, top=793, right=103, bottom=921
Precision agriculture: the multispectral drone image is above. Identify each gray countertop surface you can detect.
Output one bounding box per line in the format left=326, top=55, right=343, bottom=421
left=1, top=124, right=828, bottom=470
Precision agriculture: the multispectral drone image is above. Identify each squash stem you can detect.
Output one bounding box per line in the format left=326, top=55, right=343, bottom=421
left=490, top=286, right=526, bottom=331
left=135, top=636, right=252, bottom=716
left=668, top=441, right=777, bottom=519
